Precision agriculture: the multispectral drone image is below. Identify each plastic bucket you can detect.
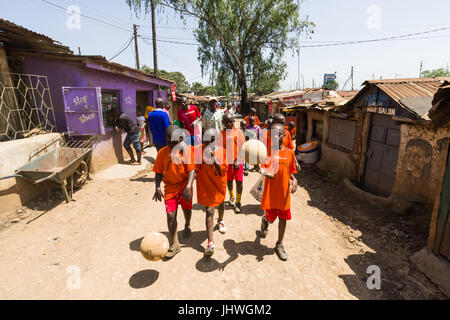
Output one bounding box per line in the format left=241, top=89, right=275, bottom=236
left=297, top=141, right=320, bottom=163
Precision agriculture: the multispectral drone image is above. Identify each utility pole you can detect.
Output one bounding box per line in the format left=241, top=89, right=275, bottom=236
left=350, top=66, right=354, bottom=91
left=419, top=60, right=423, bottom=78
left=312, top=79, right=315, bottom=88
left=78, top=47, right=81, bottom=56
left=297, top=46, right=300, bottom=90
left=151, top=0, right=158, bottom=76
left=133, top=24, right=140, bottom=70
left=301, top=73, right=305, bottom=90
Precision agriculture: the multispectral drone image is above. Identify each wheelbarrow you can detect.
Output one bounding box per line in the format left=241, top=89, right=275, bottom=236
left=1, top=134, right=96, bottom=203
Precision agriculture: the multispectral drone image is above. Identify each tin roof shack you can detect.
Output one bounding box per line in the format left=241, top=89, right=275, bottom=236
left=411, top=81, right=450, bottom=297
left=282, top=91, right=357, bottom=176
left=342, top=77, right=450, bottom=214
left=15, top=53, right=172, bottom=172
left=0, top=19, right=172, bottom=173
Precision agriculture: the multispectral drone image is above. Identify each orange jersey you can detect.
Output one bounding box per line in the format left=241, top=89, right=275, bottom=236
left=244, top=115, right=261, bottom=126
left=195, top=145, right=227, bottom=207
left=152, top=145, right=195, bottom=201
left=261, top=148, right=297, bottom=210
left=286, top=126, right=296, bottom=140
left=262, top=129, right=294, bottom=156
left=221, top=126, right=245, bottom=164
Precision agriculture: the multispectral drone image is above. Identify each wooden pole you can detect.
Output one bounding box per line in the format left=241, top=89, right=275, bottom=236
left=133, top=24, right=140, bottom=70
left=151, top=0, right=158, bottom=77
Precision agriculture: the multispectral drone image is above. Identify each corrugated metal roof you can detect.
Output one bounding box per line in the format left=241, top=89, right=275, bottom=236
left=345, top=77, right=450, bottom=119
left=0, top=18, right=71, bottom=54
left=0, top=18, right=57, bottom=43
left=364, top=77, right=450, bottom=102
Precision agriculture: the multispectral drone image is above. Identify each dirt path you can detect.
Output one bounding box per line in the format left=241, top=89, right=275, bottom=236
left=0, top=147, right=445, bottom=300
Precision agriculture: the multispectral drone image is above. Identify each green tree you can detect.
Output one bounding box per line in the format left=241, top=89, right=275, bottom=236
left=324, top=79, right=338, bottom=91
left=162, top=0, right=314, bottom=112
left=421, top=68, right=450, bottom=78
left=141, top=65, right=190, bottom=92
left=190, top=82, right=215, bottom=95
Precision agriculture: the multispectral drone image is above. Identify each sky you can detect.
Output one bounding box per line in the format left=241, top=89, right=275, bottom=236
left=1, top=0, right=450, bottom=92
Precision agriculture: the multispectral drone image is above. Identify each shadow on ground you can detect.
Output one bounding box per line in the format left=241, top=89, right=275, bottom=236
left=295, top=164, right=446, bottom=299
left=195, top=231, right=274, bottom=273
left=129, top=269, right=159, bottom=289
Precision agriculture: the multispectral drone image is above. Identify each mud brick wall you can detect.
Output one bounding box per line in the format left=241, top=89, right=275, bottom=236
left=391, top=123, right=450, bottom=205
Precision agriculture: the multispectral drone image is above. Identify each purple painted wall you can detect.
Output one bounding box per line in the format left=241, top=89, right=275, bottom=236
left=23, top=55, right=167, bottom=132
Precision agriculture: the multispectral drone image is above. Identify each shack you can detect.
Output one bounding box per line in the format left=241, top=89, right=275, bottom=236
left=286, top=78, right=450, bottom=215
left=0, top=19, right=172, bottom=173
left=0, top=19, right=171, bottom=214
left=411, top=81, right=450, bottom=297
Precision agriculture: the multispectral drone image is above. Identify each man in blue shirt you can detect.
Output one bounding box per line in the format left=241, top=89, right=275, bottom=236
left=148, top=98, right=170, bottom=152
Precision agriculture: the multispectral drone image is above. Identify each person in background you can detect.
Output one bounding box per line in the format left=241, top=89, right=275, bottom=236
left=263, top=115, right=274, bottom=129
left=203, top=97, right=225, bottom=132
left=240, top=120, right=250, bottom=176
left=287, top=121, right=296, bottom=143
left=222, top=113, right=246, bottom=214
left=144, top=104, right=155, bottom=147
left=246, top=116, right=263, bottom=172
left=244, top=108, right=261, bottom=126
left=148, top=98, right=170, bottom=152
left=136, top=109, right=147, bottom=154
left=225, top=102, right=235, bottom=118
left=111, top=108, right=142, bottom=165
left=177, top=97, right=201, bottom=146
left=164, top=101, right=172, bottom=123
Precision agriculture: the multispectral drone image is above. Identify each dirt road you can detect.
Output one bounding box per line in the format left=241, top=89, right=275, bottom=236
left=0, top=147, right=445, bottom=299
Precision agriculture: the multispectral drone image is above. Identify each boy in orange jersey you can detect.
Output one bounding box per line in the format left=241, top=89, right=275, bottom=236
left=262, top=113, right=294, bottom=157
left=195, top=128, right=228, bottom=256
left=222, top=113, right=246, bottom=214
left=286, top=121, right=296, bottom=143
left=244, top=108, right=261, bottom=126
left=152, top=125, right=195, bottom=259
left=260, top=123, right=298, bottom=261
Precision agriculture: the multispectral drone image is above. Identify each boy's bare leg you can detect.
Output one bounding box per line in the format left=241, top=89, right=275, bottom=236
left=136, top=151, right=142, bottom=164
left=182, top=208, right=192, bottom=238
left=166, top=210, right=180, bottom=251
left=206, top=207, right=215, bottom=243
left=275, top=218, right=288, bottom=261
left=227, top=181, right=235, bottom=205
left=126, top=149, right=136, bottom=163
left=277, top=218, right=287, bottom=245
left=217, top=202, right=226, bottom=234
left=217, top=202, right=225, bottom=224
left=234, top=180, right=243, bottom=213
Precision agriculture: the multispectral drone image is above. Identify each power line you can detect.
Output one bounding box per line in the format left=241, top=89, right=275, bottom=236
left=141, top=36, right=199, bottom=46
left=139, top=24, right=195, bottom=30
left=300, top=26, right=450, bottom=48
left=38, top=0, right=132, bottom=33
left=109, top=36, right=134, bottom=61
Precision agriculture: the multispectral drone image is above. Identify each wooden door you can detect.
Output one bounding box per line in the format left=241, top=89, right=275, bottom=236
left=363, top=114, right=400, bottom=197
left=434, top=147, right=450, bottom=260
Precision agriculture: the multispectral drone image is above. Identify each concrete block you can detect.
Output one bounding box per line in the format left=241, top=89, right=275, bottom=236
left=0, top=133, right=62, bottom=214
left=411, top=248, right=450, bottom=298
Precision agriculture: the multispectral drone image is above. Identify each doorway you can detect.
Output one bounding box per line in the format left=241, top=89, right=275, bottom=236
left=363, top=113, right=400, bottom=197
left=434, top=146, right=450, bottom=260
left=136, top=91, right=149, bottom=115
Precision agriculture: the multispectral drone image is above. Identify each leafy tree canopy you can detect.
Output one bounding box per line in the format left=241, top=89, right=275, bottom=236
left=324, top=79, right=338, bottom=91
left=141, top=65, right=190, bottom=92
left=421, top=68, right=450, bottom=78
left=161, top=0, right=314, bottom=109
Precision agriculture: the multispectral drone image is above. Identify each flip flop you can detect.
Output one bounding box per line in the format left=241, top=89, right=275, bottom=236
left=165, top=247, right=181, bottom=259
